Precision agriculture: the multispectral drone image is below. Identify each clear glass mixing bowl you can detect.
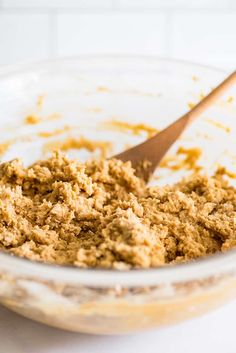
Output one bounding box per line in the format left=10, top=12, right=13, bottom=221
left=1, top=56, right=236, bottom=334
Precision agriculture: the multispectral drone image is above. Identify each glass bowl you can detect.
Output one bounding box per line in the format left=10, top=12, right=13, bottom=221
left=1, top=56, right=236, bottom=334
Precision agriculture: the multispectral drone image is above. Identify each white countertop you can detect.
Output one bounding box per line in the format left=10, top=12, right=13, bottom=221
left=1, top=300, right=236, bottom=353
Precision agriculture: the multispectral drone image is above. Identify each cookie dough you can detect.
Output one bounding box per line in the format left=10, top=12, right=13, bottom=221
left=43, top=137, right=112, bottom=158
left=0, top=151, right=235, bottom=269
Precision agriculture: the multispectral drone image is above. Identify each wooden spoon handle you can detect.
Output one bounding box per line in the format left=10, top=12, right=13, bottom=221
left=114, top=70, right=236, bottom=181
left=152, top=70, right=236, bottom=157
left=153, top=70, right=236, bottom=153
left=183, top=70, right=236, bottom=125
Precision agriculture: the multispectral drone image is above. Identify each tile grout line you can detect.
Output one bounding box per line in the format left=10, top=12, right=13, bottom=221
left=165, top=11, right=173, bottom=60
left=48, top=9, right=58, bottom=59
left=0, top=8, right=236, bottom=14
left=112, top=0, right=120, bottom=10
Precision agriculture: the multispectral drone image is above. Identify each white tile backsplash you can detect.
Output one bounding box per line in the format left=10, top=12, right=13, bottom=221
left=2, top=0, right=114, bottom=9
left=0, top=13, right=50, bottom=65
left=117, top=0, right=231, bottom=10
left=170, top=13, right=236, bottom=69
left=0, top=0, right=235, bottom=69
left=1, top=0, right=231, bottom=10
left=229, top=0, right=236, bottom=9
left=57, top=13, right=168, bottom=56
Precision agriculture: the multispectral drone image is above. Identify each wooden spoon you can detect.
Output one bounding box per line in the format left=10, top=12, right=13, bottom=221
left=113, top=71, right=236, bottom=181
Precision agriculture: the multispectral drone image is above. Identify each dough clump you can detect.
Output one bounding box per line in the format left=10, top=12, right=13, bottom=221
left=0, top=151, right=235, bottom=269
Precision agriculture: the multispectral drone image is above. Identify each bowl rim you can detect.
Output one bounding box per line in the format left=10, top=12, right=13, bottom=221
left=0, top=54, right=229, bottom=77
left=0, top=54, right=235, bottom=287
